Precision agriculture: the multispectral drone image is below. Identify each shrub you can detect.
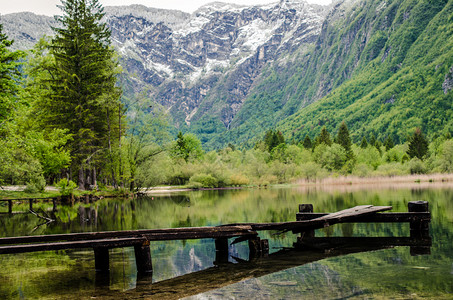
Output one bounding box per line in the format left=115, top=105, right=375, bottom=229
left=229, top=173, right=250, bottom=186
left=352, top=163, right=373, bottom=177
left=56, top=178, right=77, bottom=196
left=408, top=158, right=427, bottom=174
left=24, top=175, right=46, bottom=193
left=374, top=162, right=407, bottom=176
left=188, top=173, right=218, bottom=188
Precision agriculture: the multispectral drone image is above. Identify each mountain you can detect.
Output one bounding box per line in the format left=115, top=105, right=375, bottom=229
left=276, top=0, right=453, bottom=144
left=2, top=1, right=329, bottom=147
left=2, top=0, right=452, bottom=148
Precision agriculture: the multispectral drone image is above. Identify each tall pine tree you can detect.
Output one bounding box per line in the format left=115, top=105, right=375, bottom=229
left=314, top=126, right=332, bottom=148
left=40, top=0, right=122, bottom=189
left=0, top=23, right=24, bottom=127
left=407, top=128, right=429, bottom=160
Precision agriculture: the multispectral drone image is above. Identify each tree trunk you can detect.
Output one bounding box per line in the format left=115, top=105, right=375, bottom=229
left=78, top=167, right=85, bottom=190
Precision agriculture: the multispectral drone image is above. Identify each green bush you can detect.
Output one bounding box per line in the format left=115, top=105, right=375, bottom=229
left=229, top=173, right=250, bottom=186
left=188, top=173, right=218, bottom=188
left=24, top=175, right=46, bottom=193
left=408, top=158, right=427, bottom=174
left=56, top=178, right=77, bottom=196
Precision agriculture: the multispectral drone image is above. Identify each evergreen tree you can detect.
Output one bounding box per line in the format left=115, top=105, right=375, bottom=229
left=407, top=128, right=429, bottom=160
left=360, top=137, right=368, bottom=148
left=0, top=23, right=25, bottom=127
left=369, top=134, right=377, bottom=147
left=302, top=135, right=312, bottom=149
left=171, top=131, right=203, bottom=162
left=37, top=0, right=122, bottom=189
left=384, top=136, right=394, bottom=151
left=263, top=129, right=285, bottom=152
left=314, top=126, right=332, bottom=148
left=336, top=121, right=354, bottom=160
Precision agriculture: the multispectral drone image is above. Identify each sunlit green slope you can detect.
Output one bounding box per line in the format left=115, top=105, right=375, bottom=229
left=203, top=0, right=452, bottom=148
left=278, top=0, right=453, bottom=144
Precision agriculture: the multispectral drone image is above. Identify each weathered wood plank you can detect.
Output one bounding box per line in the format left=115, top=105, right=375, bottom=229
left=231, top=206, right=393, bottom=232
left=0, top=225, right=256, bottom=245
left=310, top=205, right=392, bottom=222
left=0, top=237, right=148, bottom=254
left=296, top=212, right=431, bottom=222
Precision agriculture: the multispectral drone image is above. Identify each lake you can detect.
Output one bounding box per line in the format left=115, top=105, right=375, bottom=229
left=0, top=183, right=452, bottom=299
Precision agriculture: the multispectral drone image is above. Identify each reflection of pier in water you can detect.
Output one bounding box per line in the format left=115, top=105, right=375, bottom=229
left=94, top=235, right=431, bottom=299
left=0, top=201, right=432, bottom=298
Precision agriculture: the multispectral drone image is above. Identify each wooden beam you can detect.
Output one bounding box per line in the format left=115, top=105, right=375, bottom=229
left=296, top=212, right=431, bottom=222
left=0, top=225, right=256, bottom=245
left=0, top=237, right=147, bottom=254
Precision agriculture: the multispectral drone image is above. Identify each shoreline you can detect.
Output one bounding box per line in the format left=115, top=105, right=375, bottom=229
left=2, top=173, right=453, bottom=196
left=142, top=173, right=453, bottom=194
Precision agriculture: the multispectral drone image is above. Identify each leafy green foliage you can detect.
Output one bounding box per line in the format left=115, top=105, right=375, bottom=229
left=56, top=178, right=77, bottom=197
left=170, top=132, right=204, bottom=162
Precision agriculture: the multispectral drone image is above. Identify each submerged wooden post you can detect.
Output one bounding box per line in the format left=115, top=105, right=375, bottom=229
left=248, top=237, right=261, bottom=259
left=261, top=239, right=269, bottom=257
left=94, top=247, right=110, bottom=272
left=134, top=241, right=153, bottom=274
left=8, top=200, right=12, bottom=214
left=408, top=201, right=430, bottom=255
left=29, top=199, right=33, bottom=211
left=215, top=238, right=229, bottom=264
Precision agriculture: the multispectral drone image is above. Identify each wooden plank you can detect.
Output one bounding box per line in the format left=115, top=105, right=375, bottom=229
left=310, top=205, right=392, bottom=222
left=0, top=237, right=148, bottom=254
left=0, top=225, right=256, bottom=245
left=238, top=206, right=392, bottom=232
left=296, top=212, right=431, bottom=223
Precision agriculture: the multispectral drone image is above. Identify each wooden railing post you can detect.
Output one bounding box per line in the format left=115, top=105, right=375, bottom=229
left=408, top=201, right=430, bottom=255
left=408, top=201, right=430, bottom=237
left=134, top=241, right=153, bottom=274
left=94, top=247, right=110, bottom=272
left=297, top=204, right=315, bottom=245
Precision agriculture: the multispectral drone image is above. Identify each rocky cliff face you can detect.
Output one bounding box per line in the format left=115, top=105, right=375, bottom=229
left=2, top=0, right=329, bottom=131
left=106, top=1, right=328, bottom=128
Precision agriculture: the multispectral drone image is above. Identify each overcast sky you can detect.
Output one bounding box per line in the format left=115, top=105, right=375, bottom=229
left=1, top=0, right=332, bottom=16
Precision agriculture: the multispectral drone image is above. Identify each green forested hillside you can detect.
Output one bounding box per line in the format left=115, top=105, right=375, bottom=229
left=205, top=0, right=453, bottom=148
left=280, top=0, right=453, bottom=144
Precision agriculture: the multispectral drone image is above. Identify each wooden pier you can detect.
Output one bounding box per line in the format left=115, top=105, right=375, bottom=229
left=0, top=197, right=59, bottom=214
left=0, top=201, right=431, bottom=275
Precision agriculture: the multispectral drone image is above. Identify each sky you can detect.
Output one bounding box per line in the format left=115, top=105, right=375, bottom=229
left=0, top=0, right=332, bottom=16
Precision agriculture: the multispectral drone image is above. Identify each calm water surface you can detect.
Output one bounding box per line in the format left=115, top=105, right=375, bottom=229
left=0, top=184, right=452, bottom=299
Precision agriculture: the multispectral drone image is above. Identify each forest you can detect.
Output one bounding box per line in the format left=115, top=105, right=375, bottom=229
left=1, top=0, right=452, bottom=194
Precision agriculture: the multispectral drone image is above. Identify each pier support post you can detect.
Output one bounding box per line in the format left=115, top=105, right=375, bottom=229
left=261, top=239, right=269, bottom=257
left=29, top=199, right=33, bottom=211
left=94, top=247, right=110, bottom=272
left=134, top=241, right=153, bottom=274
left=52, top=198, right=57, bottom=212
left=215, top=238, right=229, bottom=264
left=298, top=204, right=315, bottom=240
left=8, top=200, right=12, bottom=214
left=408, top=201, right=430, bottom=255
left=248, top=237, right=270, bottom=259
